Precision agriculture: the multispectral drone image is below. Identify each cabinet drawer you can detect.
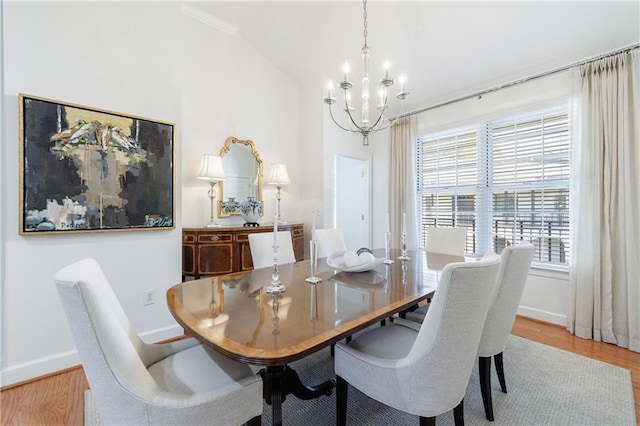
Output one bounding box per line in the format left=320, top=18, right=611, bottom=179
left=292, top=228, right=304, bottom=237
left=183, top=234, right=196, bottom=243
left=198, top=233, right=232, bottom=243
left=235, top=231, right=261, bottom=243
left=198, top=244, right=234, bottom=275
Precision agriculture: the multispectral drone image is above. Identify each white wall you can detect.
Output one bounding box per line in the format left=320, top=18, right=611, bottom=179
left=1, top=2, right=306, bottom=386
left=296, top=81, right=325, bottom=253
left=1, top=1, right=184, bottom=386
left=180, top=11, right=301, bottom=230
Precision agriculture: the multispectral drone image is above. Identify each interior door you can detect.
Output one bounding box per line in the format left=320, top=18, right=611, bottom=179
left=335, top=155, right=370, bottom=250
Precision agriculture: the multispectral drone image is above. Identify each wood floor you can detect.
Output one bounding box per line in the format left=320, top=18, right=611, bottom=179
left=1, top=316, right=638, bottom=425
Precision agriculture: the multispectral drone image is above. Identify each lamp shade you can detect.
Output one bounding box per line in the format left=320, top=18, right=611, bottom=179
left=197, top=154, right=227, bottom=181
left=266, top=164, right=291, bottom=186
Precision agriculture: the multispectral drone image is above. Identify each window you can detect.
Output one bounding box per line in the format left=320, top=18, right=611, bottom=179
left=418, top=106, right=570, bottom=267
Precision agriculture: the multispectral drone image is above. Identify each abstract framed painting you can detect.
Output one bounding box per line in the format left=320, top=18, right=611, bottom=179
left=18, top=94, right=175, bottom=234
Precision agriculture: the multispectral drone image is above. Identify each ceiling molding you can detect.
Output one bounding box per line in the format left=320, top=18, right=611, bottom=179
left=181, top=4, right=238, bottom=36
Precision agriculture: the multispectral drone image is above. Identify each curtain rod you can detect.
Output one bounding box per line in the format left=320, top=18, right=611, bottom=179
left=393, top=43, right=640, bottom=120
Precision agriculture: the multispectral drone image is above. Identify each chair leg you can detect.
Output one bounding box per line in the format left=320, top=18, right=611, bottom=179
left=420, top=416, right=436, bottom=426
left=245, top=415, right=261, bottom=426
left=336, top=375, right=348, bottom=426
left=453, top=398, right=464, bottom=426
left=479, top=356, right=494, bottom=421
left=494, top=352, right=507, bottom=393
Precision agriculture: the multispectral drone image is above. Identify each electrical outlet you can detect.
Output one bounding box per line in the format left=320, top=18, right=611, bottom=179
left=143, top=289, right=155, bottom=306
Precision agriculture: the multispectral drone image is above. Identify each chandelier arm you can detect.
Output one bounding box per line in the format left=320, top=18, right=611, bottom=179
left=370, top=120, right=393, bottom=133
left=367, top=109, right=386, bottom=131
left=328, top=105, right=364, bottom=134
left=342, top=96, right=367, bottom=132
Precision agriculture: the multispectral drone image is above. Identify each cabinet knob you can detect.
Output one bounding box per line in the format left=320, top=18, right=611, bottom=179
left=210, top=235, right=219, bottom=242
left=183, top=235, right=188, bottom=242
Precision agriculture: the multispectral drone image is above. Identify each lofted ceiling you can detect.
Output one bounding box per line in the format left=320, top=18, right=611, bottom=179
left=186, top=1, right=640, bottom=113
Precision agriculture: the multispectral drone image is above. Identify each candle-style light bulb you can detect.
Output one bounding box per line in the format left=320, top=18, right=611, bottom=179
left=343, top=62, right=350, bottom=82
left=327, top=81, right=334, bottom=97
left=383, top=60, right=390, bottom=79
left=399, top=74, right=406, bottom=92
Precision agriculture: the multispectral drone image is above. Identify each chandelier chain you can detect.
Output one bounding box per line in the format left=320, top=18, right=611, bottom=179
left=362, top=0, right=368, bottom=48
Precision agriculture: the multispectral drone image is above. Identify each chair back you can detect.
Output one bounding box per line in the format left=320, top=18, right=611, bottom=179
left=314, top=228, right=347, bottom=258
left=478, top=242, right=534, bottom=357
left=400, top=252, right=501, bottom=415
left=425, top=226, right=467, bottom=256
left=249, top=231, right=296, bottom=269
left=53, top=258, right=161, bottom=422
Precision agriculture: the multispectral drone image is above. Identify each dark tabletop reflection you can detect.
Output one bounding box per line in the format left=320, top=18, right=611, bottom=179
left=167, top=248, right=463, bottom=365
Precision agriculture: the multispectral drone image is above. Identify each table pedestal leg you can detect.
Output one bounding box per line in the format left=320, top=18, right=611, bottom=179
left=260, top=365, right=336, bottom=426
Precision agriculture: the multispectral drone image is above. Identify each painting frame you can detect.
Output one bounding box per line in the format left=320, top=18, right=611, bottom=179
left=18, top=93, right=175, bottom=235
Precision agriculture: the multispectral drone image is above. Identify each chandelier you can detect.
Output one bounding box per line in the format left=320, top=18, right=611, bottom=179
left=324, top=0, right=409, bottom=146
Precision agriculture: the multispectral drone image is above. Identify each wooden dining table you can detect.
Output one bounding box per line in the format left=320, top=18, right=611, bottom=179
left=166, top=248, right=462, bottom=425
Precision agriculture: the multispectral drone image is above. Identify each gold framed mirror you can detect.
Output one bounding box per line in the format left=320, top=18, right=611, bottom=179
left=217, top=137, right=263, bottom=218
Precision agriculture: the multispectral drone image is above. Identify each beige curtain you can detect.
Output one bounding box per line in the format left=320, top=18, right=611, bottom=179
left=389, top=116, right=418, bottom=250
left=568, top=50, right=640, bottom=352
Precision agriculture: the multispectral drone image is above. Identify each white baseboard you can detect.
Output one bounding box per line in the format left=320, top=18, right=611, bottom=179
left=139, top=324, right=185, bottom=344
left=0, top=350, right=80, bottom=387
left=518, top=305, right=567, bottom=327
left=0, top=324, right=184, bottom=388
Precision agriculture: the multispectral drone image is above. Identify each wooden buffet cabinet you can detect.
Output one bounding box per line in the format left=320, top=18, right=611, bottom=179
left=182, top=223, right=304, bottom=280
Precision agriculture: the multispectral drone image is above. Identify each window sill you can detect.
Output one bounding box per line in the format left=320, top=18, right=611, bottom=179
left=529, top=263, right=569, bottom=279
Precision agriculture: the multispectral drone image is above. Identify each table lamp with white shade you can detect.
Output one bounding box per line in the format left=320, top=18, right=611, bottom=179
left=266, top=163, right=291, bottom=223
left=197, top=154, right=227, bottom=228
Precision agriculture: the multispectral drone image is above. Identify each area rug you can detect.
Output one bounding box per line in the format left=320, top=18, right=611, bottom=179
left=85, top=335, right=636, bottom=425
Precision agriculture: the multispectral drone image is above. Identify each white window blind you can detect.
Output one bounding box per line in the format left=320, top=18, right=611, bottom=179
left=418, top=106, right=570, bottom=267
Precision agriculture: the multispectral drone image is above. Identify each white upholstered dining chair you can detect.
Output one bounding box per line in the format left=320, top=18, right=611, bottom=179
left=248, top=230, right=296, bottom=269
left=54, top=258, right=263, bottom=426
left=477, top=242, right=534, bottom=421
left=425, top=226, right=468, bottom=256
left=403, top=226, right=468, bottom=320
left=314, top=227, right=347, bottom=258
left=405, top=242, right=535, bottom=421
left=334, top=252, right=502, bottom=425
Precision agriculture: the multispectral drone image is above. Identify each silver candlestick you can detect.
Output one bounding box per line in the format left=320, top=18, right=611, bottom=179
left=266, top=242, right=286, bottom=294
left=398, top=231, right=411, bottom=261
